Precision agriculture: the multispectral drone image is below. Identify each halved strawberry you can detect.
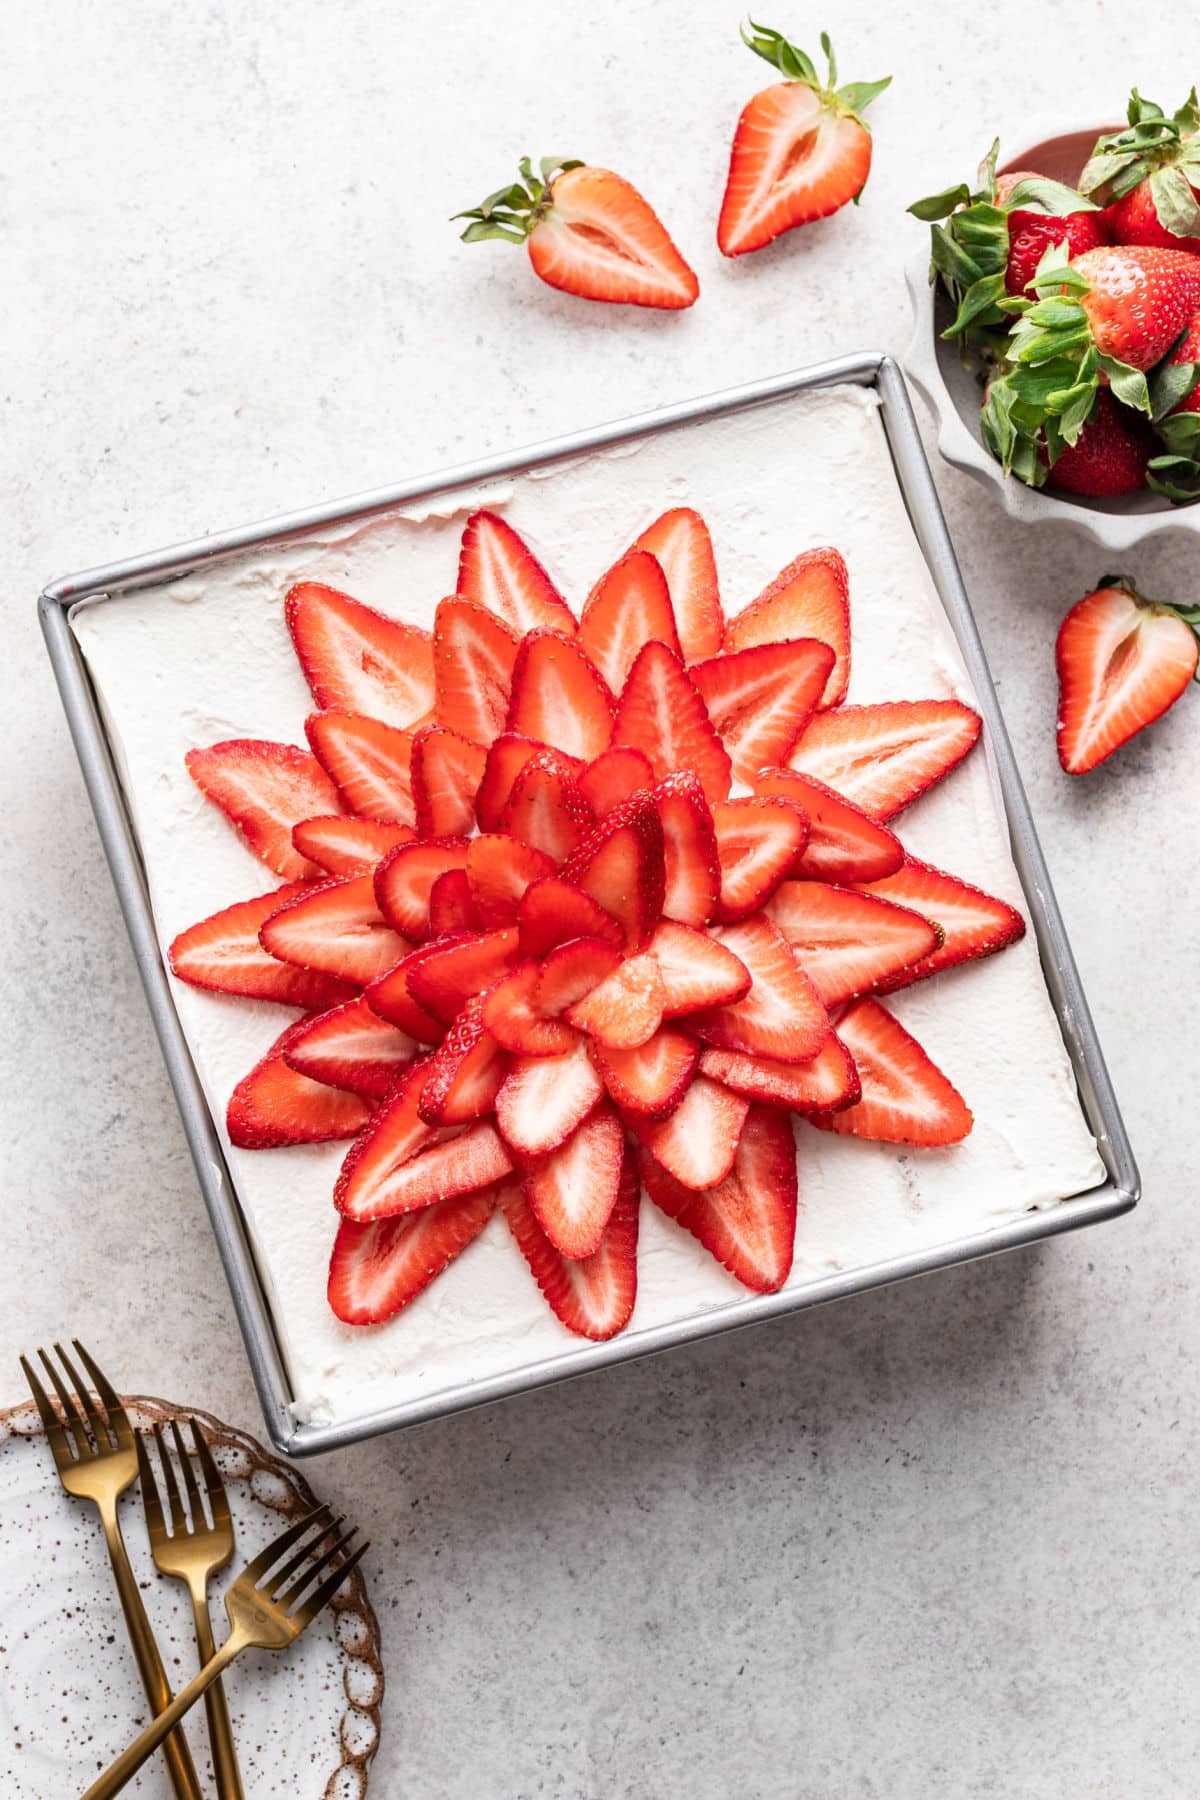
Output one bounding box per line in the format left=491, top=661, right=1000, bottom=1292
left=418, top=997, right=509, bottom=1124
left=428, top=867, right=481, bottom=935
left=646, top=919, right=751, bottom=1015
left=711, top=797, right=810, bottom=921
left=1055, top=579, right=1200, bottom=774
left=641, top=1104, right=797, bottom=1292
left=405, top=926, right=521, bottom=1024
left=169, top=884, right=357, bottom=1010
left=517, top=876, right=624, bottom=957
left=590, top=1028, right=700, bottom=1118
left=328, top=1186, right=497, bottom=1326
left=292, top=815, right=415, bottom=878
left=692, top=639, right=834, bottom=780
left=725, top=548, right=850, bottom=707
left=700, top=1033, right=861, bottom=1113
left=456, top=510, right=577, bottom=636
left=305, top=712, right=417, bottom=822
left=751, top=769, right=903, bottom=883
left=611, top=641, right=732, bottom=804
left=499, top=752, right=593, bottom=863
left=578, top=746, right=655, bottom=817
left=494, top=1037, right=605, bottom=1156
left=655, top=771, right=720, bottom=926
left=466, top=833, right=557, bottom=928
left=365, top=939, right=456, bottom=1042
left=282, top=996, right=419, bottom=1101
left=411, top=726, right=487, bottom=837
left=227, top=1019, right=374, bottom=1149
left=517, top=1100, right=625, bottom=1259
left=789, top=701, right=982, bottom=820
left=855, top=858, right=1025, bottom=991
left=375, top=836, right=471, bottom=940
left=632, top=508, right=723, bottom=662
left=766, top=879, right=941, bottom=1006
left=501, top=1160, right=639, bottom=1340
left=186, top=740, right=342, bottom=880
left=561, top=790, right=665, bottom=951
left=691, top=914, right=829, bottom=1063
left=432, top=596, right=520, bottom=745
left=505, top=630, right=614, bottom=762
left=259, top=874, right=410, bottom=986
left=807, top=998, right=972, bottom=1146
left=627, top=1074, right=749, bottom=1191
left=580, top=549, right=681, bottom=692
left=338, top=1116, right=513, bottom=1223
left=565, top=953, right=666, bottom=1049
left=286, top=581, right=435, bottom=727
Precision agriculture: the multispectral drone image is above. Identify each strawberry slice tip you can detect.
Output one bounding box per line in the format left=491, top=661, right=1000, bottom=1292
left=227, top=1019, right=375, bottom=1149
left=328, top=1186, right=498, bottom=1326
left=807, top=998, right=972, bottom=1146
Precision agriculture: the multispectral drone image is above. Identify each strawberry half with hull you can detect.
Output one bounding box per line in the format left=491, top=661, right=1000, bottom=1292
left=718, top=25, right=890, bottom=257
left=456, top=157, right=699, bottom=310
left=1055, top=576, right=1200, bottom=773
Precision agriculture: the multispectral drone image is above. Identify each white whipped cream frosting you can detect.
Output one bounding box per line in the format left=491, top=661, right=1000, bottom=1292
left=73, top=385, right=1105, bottom=1428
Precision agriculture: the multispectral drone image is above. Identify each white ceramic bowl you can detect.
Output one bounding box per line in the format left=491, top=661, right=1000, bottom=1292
left=904, top=119, right=1199, bottom=549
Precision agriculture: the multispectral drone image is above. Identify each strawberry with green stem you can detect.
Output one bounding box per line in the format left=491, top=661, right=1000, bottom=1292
left=1079, top=89, right=1200, bottom=254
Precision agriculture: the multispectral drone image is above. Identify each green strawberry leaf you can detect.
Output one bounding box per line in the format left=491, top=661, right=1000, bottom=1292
left=1097, top=354, right=1151, bottom=414
left=1150, top=165, right=1200, bottom=238
left=908, top=183, right=973, bottom=221
left=1002, top=176, right=1100, bottom=216
left=1150, top=357, right=1200, bottom=421
left=741, top=20, right=818, bottom=84
left=835, top=76, right=891, bottom=119
left=941, top=271, right=1008, bottom=339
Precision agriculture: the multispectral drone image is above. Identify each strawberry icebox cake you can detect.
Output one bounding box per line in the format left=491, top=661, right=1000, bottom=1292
left=73, top=384, right=1104, bottom=1428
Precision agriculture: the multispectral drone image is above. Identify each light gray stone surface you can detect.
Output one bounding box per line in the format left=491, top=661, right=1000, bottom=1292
left=4, top=3, right=1197, bottom=1795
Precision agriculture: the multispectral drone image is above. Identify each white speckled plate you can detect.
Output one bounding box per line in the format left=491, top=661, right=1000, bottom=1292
left=0, top=1396, right=382, bottom=1798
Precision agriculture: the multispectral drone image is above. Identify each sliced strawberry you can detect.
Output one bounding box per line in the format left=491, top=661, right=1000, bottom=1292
left=517, top=1101, right=625, bottom=1259
left=561, top=789, right=665, bottom=951
left=725, top=548, right=850, bottom=707
left=655, top=771, right=720, bottom=927
left=328, top=1186, right=497, bottom=1326
left=789, top=700, right=982, bottom=820
left=855, top=858, right=1025, bottom=992
left=691, top=914, right=829, bottom=1064
left=375, top=836, right=471, bottom=940
left=456, top=510, right=577, bottom=636
left=565, top=953, right=666, bottom=1050
left=611, top=641, right=732, bottom=804
left=365, top=939, right=455, bottom=1041
left=411, top=725, right=487, bottom=837
left=282, top=996, right=419, bottom=1101
left=186, top=740, right=342, bottom=880
left=499, top=752, right=593, bottom=862
left=305, top=711, right=417, bottom=822
left=338, top=1117, right=513, bottom=1223
left=590, top=1028, right=700, bottom=1118
left=259, top=874, right=410, bottom=987
left=537, top=936, right=623, bottom=1014
left=432, top=596, right=520, bottom=745
left=227, top=1019, right=374, bottom=1149
left=700, top=1033, right=861, bottom=1113
left=627, top=1074, right=749, bottom=1191
left=403, top=926, right=521, bottom=1025
left=711, top=796, right=810, bottom=922
left=292, top=815, right=415, bottom=878
left=1055, top=579, right=1200, bottom=774
left=517, top=876, right=624, bottom=957
left=169, top=885, right=357, bottom=1010
left=580, top=549, right=681, bottom=692
left=334, top=1061, right=436, bottom=1219
left=807, top=998, right=972, bottom=1147
left=751, top=769, right=903, bottom=883
left=765, top=880, right=940, bottom=1007
left=632, top=508, right=723, bottom=662
left=692, top=639, right=834, bottom=781
left=641, top=1105, right=797, bottom=1292
left=505, top=630, right=614, bottom=762
left=466, top=833, right=557, bottom=928
left=474, top=734, right=555, bottom=831
left=501, top=1160, right=639, bottom=1340
left=418, top=997, right=509, bottom=1124
left=521, top=164, right=699, bottom=311
left=428, top=867, right=481, bottom=936
left=646, top=919, right=751, bottom=1016
left=495, top=1038, right=605, bottom=1156
left=483, top=963, right=578, bottom=1058
left=578, top=746, right=655, bottom=817
left=286, top=581, right=435, bottom=727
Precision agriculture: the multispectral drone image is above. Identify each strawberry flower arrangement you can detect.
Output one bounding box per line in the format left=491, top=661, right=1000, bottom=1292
left=169, top=508, right=1025, bottom=1340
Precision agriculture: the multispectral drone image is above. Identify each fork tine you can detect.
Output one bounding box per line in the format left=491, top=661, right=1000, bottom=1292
left=38, top=1347, right=93, bottom=1456
left=135, top=1433, right=166, bottom=1538
left=20, top=1354, right=73, bottom=1469
left=244, top=1503, right=332, bottom=1585
left=54, top=1340, right=112, bottom=1449
left=191, top=1420, right=231, bottom=1527
left=170, top=1418, right=207, bottom=1529
left=72, top=1339, right=133, bottom=1443
left=293, top=1541, right=369, bottom=1627
left=152, top=1423, right=187, bottom=1534
left=264, top=1516, right=345, bottom=1600
left=276, top=1526, right=359, bottom=1611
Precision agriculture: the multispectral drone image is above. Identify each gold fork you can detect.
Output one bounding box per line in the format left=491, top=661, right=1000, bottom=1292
left=84, top=1500, right=368, bottom=1800
left=138, top=1419, right=245, bottom=1799
left=19, top=1341, right=202, bottom=1800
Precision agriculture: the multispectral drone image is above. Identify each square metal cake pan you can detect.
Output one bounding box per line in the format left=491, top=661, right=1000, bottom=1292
left=39, top=353, right=1139, bottom=1457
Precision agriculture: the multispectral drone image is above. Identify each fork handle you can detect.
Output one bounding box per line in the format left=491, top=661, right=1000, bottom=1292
left=81, top=1632, right=245, bottom=1800
left=97, top=1503, right=203, bottom=1800
left=189, top=1584, right=245, bottom=1800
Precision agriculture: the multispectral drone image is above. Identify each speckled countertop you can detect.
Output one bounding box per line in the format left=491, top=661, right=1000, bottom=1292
left=5, top=3, right=1198, bottom=1795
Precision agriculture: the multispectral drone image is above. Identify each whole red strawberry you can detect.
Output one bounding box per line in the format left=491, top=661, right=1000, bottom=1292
left=1044, top=390, right=1154, bottom=497
left=1003, top=206, right=1108, bottom=296
left=1070, top=244, right=1200, bottom=369
left=1103, top=179, right=1200, bottom=255
left=1080, top=88, right=1200, bottom=255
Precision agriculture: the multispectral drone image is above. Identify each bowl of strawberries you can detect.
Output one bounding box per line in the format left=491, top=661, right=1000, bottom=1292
left=905, top=88, right=1200, bottom=546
